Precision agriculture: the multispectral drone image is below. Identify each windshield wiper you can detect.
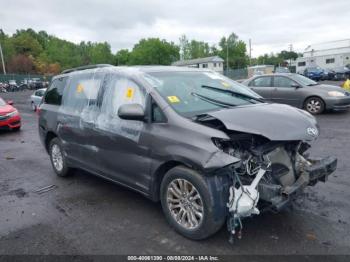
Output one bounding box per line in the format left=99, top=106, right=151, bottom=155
left=191, top=92, right=237, bottom=107
left=201, top=85, right=264, bottom=103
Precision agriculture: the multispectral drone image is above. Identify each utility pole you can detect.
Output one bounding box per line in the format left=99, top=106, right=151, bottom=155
left=226, top=37, right=229, bottom=73
left=0, top=42, right=6, bottom=75
left=249, top=39, right=252, bottom=66
left=289, top=43, right=293, bottom=69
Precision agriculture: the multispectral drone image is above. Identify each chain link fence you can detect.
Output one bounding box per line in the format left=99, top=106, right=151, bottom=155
left=0, top=73, right=52, bottom=84
left=223, top=68, right=248, bottom=81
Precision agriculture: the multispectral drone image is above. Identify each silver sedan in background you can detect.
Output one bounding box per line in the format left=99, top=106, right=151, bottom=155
left=30, top=88, right=46, bottom=111
left=242, top=73, right=350, bottom=114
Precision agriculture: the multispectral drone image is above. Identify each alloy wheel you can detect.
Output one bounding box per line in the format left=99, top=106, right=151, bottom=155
left=306, top=99, right=322, bottom=114
left=51, top=144, right=63, bottom=172
left=166, top=178, right=204, bottom=230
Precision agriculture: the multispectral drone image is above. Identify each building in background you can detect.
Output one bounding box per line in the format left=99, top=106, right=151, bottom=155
left=172, top=56, right=224, bottom=73
left=294, top=39, right=350, bottom=74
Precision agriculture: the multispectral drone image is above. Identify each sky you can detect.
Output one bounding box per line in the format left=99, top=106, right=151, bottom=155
left=0, top=0, right=348, bottom=57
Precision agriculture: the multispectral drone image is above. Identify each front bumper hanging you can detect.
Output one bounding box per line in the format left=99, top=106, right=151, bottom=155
left=259, top=156, right=337, bottom=212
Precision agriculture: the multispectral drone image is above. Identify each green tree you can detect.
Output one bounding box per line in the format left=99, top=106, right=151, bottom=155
left=279, top=50, right=298, bottom=61
left=179, top=35, right=191, bottom=60
left=218, top=33, right=248, bottom=69
left=129, top=38, right=179, bottom=65
left=0, top=29, right=16, bottom=69
left=12, top=32, right=43, bottom=57
left=179, top=35, right=217, bottom=60
left=87, top=42, right=114, bottom=64
left=115, top=49, right=131, bottom=65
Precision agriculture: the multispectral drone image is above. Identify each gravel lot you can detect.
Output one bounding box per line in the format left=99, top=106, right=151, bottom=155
left=1, top=82, right=350, bottom=258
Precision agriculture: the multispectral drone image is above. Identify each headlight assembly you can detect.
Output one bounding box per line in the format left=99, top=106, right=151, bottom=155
left=328, top=91, right=345, bottom=97
left=6, top=110, right=18, bottom=117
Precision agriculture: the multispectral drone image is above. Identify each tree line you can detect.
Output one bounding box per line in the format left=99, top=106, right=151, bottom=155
left=0, top=28, right=298, bottom=75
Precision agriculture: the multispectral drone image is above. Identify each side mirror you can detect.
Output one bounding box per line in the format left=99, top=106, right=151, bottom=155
left=7, top=100, right=14, bottom=105
left=118, top=103, right=145, bottom=121
left=291, top=84, right=301, bottom=89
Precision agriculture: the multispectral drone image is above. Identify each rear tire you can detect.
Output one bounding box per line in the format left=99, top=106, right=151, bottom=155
left=160, top=166, right=225, bottom=240
left=304, top=97, right=325, bottom=114
left=49, top=137, right=73, bottom=177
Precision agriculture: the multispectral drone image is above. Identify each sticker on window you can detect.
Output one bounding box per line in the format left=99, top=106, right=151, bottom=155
left=76, top=84, right=84, bottom=93
left=167, top=96, right=180, bottom=103
left=125, top=87, right=134, bottom=99
left=221, top=81, right=230, bottom=87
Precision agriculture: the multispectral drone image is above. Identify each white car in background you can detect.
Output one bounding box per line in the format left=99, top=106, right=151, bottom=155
left=30, top=88, right=46, bottom=111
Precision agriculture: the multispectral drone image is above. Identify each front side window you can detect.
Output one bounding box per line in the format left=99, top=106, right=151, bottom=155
left=96, top=75, right=146, bottom=141
left=144, top=71, right=261, bottom=118
left=250, top=76, right=272, bottom=87
left=152, top=100, right=167, bottom=123
left=45, top=77, right=67, bottom=105
left=273, top=76, right=295, bottom=88
left=35, top=89, right=45, bottom=97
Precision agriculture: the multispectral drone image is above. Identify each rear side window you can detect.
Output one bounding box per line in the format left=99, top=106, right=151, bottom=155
left=250, top=77, right=272, bottom=87
left=273, top=76, right=295, bottom=88
left=62, top=72, right=105, bottom=113
left=45, top=77, right=67, bottom=105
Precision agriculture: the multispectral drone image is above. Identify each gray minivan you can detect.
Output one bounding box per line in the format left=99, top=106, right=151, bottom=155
left=38, top=65, right=336, bottom=241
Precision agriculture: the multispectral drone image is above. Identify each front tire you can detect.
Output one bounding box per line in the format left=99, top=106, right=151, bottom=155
left=160, top=166, right=225, bottom=240
left=304, top=97, right=325, bottom=114
left=49, top=137, right=73, bottom=177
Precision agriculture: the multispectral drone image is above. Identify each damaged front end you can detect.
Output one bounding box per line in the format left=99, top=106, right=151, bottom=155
left=191, top=105, right=338, bottom=242
left=212, top=134, right=337, bottom=242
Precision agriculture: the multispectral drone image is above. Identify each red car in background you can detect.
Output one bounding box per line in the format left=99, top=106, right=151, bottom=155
left=0, top=97, right=21, bottom=131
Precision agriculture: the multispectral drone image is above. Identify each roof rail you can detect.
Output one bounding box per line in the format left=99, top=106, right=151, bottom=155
left=61, top=64, right=114, bottom=74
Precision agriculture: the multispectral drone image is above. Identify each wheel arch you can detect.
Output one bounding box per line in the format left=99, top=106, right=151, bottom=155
left=150, top=160, right=192, bottom=202
left=45, top=131, right=57, bottom=153
left=303, top=95, right=325, bottom=109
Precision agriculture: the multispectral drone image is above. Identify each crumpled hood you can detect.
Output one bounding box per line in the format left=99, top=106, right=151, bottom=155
left=208, top=103, right=318, bottom=141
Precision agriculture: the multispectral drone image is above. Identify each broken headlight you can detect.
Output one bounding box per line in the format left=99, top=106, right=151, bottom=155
left=212, top=137, right=235, bottom=155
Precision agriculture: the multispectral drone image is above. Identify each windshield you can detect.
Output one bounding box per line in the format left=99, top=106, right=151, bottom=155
left=276, top=67, right=290, bottom=73
left=0, top=97, right=6, bottom=106
left=290, top=74, right=318, bottom=86
left=144, top=71, right=262, bottom=117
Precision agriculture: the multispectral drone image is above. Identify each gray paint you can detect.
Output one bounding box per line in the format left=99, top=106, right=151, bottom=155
left=208, top=103, right=318, bottom=142
left=242, top=73, right=350, bottom=110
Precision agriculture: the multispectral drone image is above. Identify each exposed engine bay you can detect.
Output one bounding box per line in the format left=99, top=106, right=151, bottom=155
left=198, top=115, right=337, bottom=243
